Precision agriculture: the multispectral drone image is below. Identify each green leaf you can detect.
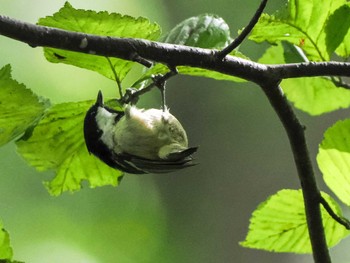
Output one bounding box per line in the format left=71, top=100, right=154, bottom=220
left=280, top=41, right=307, bottom=63
left=38, top=2, right=161, bottom=82
left=134, top=14, right=246, bottom=86
left=259, top=42, right=350, bottom=115
left=0, top=64, right=49, bottom=147
left=0, top=220, right=12, bottom=260
left=336, top=31, right=350, bottom=58
left=241, top=189, right=349, bottom=253
left=282, top=77, right=350, bottom=116
left=249, top=0, right=348, bottom=61
left=160, top=14, right=231, bottom=48
left=317, top=119, right=350, bottom=205
left=325, top=4, right=350, bottom=56
left=16, top=100, right=124, bottom=196
left=334, top=4, right=350, bottom=58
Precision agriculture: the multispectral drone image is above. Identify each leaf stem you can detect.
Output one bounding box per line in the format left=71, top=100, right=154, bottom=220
left=106, top=57, right=123, bottom=98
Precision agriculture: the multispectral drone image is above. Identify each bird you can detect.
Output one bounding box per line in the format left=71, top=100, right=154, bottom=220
left=83, top=90, right=198, bottom=174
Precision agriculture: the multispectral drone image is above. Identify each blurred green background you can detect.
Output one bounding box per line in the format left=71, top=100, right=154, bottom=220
left=1, top=0, right=350, bottom=262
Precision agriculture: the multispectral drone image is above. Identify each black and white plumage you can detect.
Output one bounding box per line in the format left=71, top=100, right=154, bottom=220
left=83, top=91, right=198, bottom=174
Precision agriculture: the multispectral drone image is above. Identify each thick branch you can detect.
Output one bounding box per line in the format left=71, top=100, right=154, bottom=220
left=261, top=82, right=331, bottom=263
left=1, top=15, right=350, bottom=84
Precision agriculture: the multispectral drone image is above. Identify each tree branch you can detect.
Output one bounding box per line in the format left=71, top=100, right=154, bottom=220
left=216, top=0, right=268, bottom=60
left=269, top=62, right=350, bottom=80
left=1, top=15, right=350, bottom=85
left=260, top=82, right=331, bottom=263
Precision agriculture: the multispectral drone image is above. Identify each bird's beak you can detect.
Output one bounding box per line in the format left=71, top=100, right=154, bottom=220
left=96, top=90, right=103, bottom=106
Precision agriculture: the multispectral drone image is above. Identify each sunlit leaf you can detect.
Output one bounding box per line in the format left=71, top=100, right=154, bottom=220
left=282, top=77, right=350, bottom=116
left=259, top=42, right=350, bottom=115
left=0, top=64, right=49, bottom=147
left=44, top=144, right=123, bottom=196
left=249, top=0, right=349, bottom=61
left=0, top=220, right=12, bottom=260
left=16, top=100, right=124, bottom=196
left=241, top=189, right=349, bottom=253
left=38, top=2, right=161, bottom=82
left=317, top=119, right=350, bottom=205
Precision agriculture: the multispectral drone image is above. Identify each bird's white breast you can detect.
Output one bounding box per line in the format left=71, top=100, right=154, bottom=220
left=95, top=107, right=117, bottom=149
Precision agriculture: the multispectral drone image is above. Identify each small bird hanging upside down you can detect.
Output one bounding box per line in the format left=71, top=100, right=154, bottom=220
left=83, top=91, right=198, bottom=174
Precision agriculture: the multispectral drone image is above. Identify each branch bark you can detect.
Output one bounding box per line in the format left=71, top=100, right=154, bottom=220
left=1, top=14, right=348, bottom=263
left=1, top=15, right=350, bottom=85
left=260, top=82, right=331, bottom=263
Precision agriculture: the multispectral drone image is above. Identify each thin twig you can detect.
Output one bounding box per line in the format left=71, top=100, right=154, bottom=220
left=320, top=196, right=350, bottom=230
left=216, top=0, right=268, bottom=60
left=121, top=68, right=178, bottom=105
left=106, top=57, right=123, bottom=98
left=129, top=52, right=153, bottom=68
left=152, top=74, right=167, bottom=111
left=332, top=77, right=350, bottom=89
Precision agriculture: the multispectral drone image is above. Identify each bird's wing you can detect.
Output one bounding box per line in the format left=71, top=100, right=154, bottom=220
left=125, top=146, right=199, bottom=174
